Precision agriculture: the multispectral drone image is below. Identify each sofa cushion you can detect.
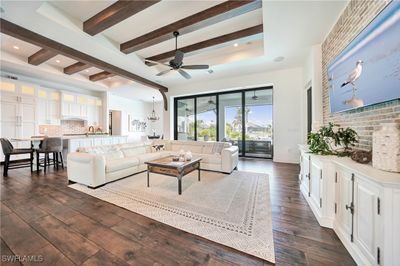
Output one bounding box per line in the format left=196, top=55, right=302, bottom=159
left=212, top=142, right=226, bottom=154
left=193, top=153, right=221, bottom=164
left=121, top=145, right=147, bottom=158
left=158, top=150, right=174, bottom=157
left=185, top=143, right=203, bottom=153
left=106, top=157, right=139, bottom=173
left=137, top=153, right=163, bottom=164
left=171, top=143, right=183, bottom=152
left=79, top=145, right=124, bottom=160
left=202, top=143, right=214, bottom=154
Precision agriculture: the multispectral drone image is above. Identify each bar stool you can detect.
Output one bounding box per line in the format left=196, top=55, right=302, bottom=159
left=0, top=138, right=34, bottom=177
left=36, top=137, right=64, bottom=174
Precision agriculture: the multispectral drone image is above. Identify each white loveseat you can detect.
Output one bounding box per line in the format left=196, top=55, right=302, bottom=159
left=67, top=140, right=239, bottom=188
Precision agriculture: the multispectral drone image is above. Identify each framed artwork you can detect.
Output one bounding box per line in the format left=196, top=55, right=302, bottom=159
left=327, top=1, right=400, bottom=113
left=128, top=115, right=147, bottom=132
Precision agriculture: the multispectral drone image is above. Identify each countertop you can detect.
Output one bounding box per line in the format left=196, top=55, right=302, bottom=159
left=298, top=144, right=400, bottom=187
left=11, top=135, right=127, bottom=141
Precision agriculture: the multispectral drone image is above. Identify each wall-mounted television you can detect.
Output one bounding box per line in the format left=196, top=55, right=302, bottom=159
left=327, top=1, right=400, bottom=113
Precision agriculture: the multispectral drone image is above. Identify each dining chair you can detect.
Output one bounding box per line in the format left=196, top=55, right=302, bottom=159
left=0, top=138, right=34, bottom=177
left=36, top=137, right=64, bottom=174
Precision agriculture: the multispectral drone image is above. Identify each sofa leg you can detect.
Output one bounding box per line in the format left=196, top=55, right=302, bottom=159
left=68, top=180, right=76, bottom=185
left=234, top=166, right=238, bottom=170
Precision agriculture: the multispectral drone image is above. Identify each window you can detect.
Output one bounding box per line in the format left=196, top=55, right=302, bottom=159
left=174, top=87, right=273, bottom=158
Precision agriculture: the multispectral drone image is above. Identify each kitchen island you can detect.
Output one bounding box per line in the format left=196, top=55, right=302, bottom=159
left=63, top=135, right=128, bottom=164
left=6, top=135, right=128, bottom=166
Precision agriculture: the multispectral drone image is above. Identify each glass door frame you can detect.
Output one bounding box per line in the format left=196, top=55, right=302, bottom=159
left=173, top=86, right=273, bottom=159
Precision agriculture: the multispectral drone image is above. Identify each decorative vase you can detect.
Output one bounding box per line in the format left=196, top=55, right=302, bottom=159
left=372, top=122, right=400, bottom=172
left=185, top=151, right=192, bottom=161
left=179, top=149, right=185, bottom=162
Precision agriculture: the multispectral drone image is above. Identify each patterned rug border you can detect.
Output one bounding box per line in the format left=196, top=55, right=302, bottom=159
left=69, top=170, right=275, bottom=263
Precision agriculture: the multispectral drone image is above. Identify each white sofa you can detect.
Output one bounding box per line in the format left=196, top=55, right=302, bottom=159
left=67, top=140, right=239, bottom=188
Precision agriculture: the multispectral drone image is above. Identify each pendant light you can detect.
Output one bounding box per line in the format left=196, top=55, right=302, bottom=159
left=208, top=96, right=215, bottom=105
left=147, top=96, right=160, bottom=122
left=252, top=90, right=258, bottom=100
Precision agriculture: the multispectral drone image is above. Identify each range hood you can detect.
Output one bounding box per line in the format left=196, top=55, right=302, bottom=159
left=61, top=116, right=88, bottom=121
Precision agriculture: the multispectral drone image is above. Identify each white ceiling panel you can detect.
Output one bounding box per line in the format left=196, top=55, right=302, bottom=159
left=51, top=0, right=116, bottom=22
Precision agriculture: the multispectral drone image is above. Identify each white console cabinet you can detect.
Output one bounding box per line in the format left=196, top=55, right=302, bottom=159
left=299, top=150, right=336, bottom=227
left=299, top=145, right=400, bottom=266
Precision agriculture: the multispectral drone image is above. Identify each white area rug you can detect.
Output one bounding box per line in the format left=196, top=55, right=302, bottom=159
left=70, top=170, right=275, bottom=263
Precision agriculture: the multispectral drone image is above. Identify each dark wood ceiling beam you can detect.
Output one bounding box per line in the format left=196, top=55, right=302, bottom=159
left=146, top=24, right=263, bottom=66
left=159, top=89, right=168, bottom=111
left=0, top=18, right=167, bottom=92
left=64, top=62, right=91, bottom=75
left=120, top=0, right=262, bottom=54
left=84, top=0, right=160, bottom=36
left=89, top=71, right=115, bottom=81
left=28, top=48, right=57, bottom=65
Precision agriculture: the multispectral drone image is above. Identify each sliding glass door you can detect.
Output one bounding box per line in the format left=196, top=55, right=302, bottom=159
left=176, top=98, right=195, bottom=140
left=196, top=96, right=217, bottom=141
left=244, top=89, right=273, bottom=158
left=174, top=87, right=273, bottom=158
left=219, top=92, right=243, bottom=156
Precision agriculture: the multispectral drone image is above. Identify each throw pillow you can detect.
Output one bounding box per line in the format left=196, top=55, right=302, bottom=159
left=211, top=142, right=225, bottom=154
left=151, top=144, right=165, bottom=152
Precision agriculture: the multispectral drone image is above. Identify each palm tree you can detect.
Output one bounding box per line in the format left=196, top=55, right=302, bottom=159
left=231, top=107, right=250, bottom=137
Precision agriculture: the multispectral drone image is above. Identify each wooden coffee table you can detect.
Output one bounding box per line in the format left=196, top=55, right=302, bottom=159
left=145, top=156, right=202, bottom=195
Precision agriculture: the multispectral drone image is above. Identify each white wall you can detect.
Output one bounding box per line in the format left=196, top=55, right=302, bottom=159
left=107, top=93, right=163, bottom=143
left=164, top=67, right=305, bottom=164
left=303, top=44, right=324, bottom=135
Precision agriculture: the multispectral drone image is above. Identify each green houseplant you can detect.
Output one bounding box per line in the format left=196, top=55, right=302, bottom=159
left=307, top=122, right=358, bottom=156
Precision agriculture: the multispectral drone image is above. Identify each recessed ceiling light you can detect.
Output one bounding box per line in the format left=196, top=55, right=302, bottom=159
left=55, top=59, right=61, bottom=63
left=274, top=56, right=285, bottom=62
left=13, top=45, right=19, bottom=50
left=233, top=43, right=239, bottom=47
left=85, top=69, right=90, bottom=73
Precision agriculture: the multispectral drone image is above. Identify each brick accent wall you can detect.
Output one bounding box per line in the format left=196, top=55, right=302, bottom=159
left=321, top=0, right=400, bottom=150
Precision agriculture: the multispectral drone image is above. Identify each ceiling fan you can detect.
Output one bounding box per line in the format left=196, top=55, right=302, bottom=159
left=145, top=31, right=209, bottom=79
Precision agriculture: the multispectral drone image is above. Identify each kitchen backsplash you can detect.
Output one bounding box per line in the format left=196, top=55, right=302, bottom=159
left=39, top=121, right=88, bottom=136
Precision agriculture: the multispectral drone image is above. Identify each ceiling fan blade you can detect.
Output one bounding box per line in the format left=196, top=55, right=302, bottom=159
left=181, top=64, right=209, bottom=70
left=156, top=69, right=172, bottom=76
left=145, top=59, right=170, bottom=67
left=172, top=50, right=184, bottom=65
left=178, top=69, right=191, bottom=79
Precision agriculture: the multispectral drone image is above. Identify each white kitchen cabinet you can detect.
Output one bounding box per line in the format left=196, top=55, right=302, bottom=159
left=61, top=92, right=81, bottom=118
left=37, top=88, right=60, bottom=125
left=0, top=80, right=37, bottom=161
left=61, top=92, right=99, bottom=121
left=87, top=97, right=101, bottom=126
left=77, top=95, right=88, bottom=118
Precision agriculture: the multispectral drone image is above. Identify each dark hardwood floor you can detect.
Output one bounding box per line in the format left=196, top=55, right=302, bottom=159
left=0, top=158, right=356, bottom=265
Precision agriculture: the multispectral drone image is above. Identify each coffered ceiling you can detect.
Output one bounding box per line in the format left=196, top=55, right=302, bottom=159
left=0, top=0, right=348, bottom=103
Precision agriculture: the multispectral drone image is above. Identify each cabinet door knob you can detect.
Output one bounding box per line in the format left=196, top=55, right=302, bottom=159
left=345, top=203, right=354, bottom=214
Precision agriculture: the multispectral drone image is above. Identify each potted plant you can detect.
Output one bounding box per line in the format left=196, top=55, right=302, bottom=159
left=307, top=122, right=358, bottom=156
